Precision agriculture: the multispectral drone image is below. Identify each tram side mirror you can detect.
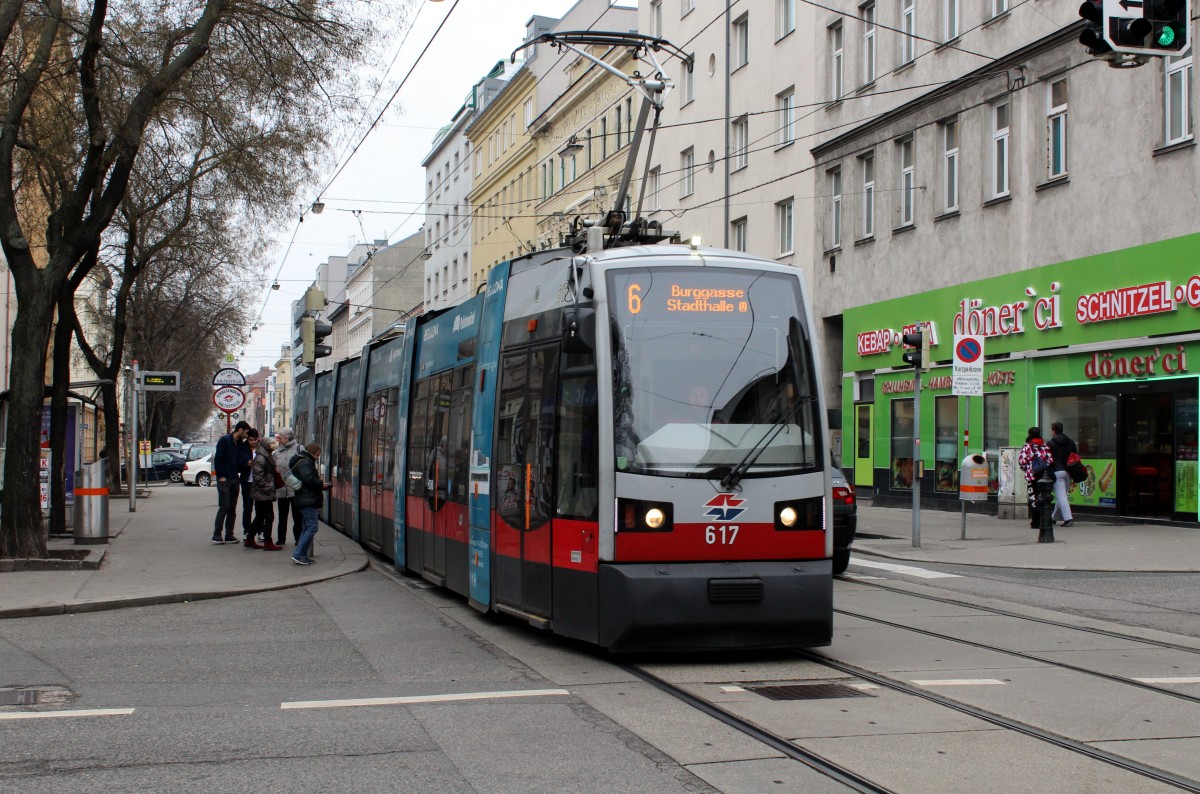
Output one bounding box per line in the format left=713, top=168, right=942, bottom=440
left=562, top=306, right=595, bottom=353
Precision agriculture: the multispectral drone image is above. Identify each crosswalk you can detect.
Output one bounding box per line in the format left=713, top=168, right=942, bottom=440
left=843, top=557, right=962, bottom=580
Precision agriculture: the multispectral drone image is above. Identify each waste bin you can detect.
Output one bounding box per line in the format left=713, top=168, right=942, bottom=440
left=73, top=460, right=109, bottom=544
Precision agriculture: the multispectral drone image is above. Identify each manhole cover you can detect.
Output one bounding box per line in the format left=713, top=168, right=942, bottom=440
left=745, top=682, right=874, bottom=701
left=0, top=685, right=76, bottom=707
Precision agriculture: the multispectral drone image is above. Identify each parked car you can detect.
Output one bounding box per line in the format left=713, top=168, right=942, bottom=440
left=182, top=443, right=215, bottom=461
left=831, top=455, right=857, bottom=575
left=183, top=453, right=214, bottom=487
left=123, top=450, right=187, bottom=483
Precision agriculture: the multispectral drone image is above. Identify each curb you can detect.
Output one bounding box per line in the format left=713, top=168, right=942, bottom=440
left=851, top=544, right=1200, bottom=573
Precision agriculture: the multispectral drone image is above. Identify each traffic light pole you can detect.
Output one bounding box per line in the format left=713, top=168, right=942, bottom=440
left=912, top=367, right=921, bottom=548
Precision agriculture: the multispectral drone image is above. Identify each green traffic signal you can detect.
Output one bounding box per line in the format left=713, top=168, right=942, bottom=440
left=1158, top=24, right=1177, bottom=47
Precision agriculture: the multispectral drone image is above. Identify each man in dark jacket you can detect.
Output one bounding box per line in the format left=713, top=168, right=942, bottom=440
left=289, top=442, right=329, bottom=565
left=212, top=421, right=251, bottom=543
left=1048, top=421, right=1078, bottom=526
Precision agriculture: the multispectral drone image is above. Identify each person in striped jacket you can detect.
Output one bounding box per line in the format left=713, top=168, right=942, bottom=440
left=1018, top=427, right=1054, bottom=531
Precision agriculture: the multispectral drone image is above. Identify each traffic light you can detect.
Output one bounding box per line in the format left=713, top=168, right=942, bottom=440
left=901, top=330, right=929, bottom=370
left=1146, top=0, right=1188, bottom=52
left=300, top=316, right=333, bottom=366
left=1079, top=0, right=1112, bottom=54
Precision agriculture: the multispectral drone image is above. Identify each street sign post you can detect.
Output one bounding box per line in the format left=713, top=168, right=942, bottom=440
left=952, top=335, right=985, bottom=396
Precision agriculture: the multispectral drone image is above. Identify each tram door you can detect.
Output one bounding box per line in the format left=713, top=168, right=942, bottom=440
left=416, top=373, right=452, bottom=583
left=494, top=346, right=560, bottom=618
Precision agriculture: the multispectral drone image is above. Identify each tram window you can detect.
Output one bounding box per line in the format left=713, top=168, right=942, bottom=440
left=557, top=375, right=599, bottom=520
left=425, top=373, right=453, bottom=509
left=449, top=365, right=474, bottom=504
left=409, top=382, right=430, bottom=498
left=495, top=348, right=560, bottom=530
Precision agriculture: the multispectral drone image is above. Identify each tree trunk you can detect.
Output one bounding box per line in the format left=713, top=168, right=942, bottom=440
left=48, top=293, right=74, bottom=536
left=100, top=380, right=122, bottom=495
left=1, top=289, right=54, bottom=558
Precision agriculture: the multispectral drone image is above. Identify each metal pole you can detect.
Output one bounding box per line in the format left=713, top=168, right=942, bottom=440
left=130, top=359, right=138, bottom=512
left=961, top=397, right=969, bottom=540
left=912, top=366, right=921, bottom=548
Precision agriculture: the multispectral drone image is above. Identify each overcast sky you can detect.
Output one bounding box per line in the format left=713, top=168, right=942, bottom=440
left=239, top=0, right=587, bottom=371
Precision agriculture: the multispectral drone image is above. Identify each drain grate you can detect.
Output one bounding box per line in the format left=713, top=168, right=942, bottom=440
left=0, top=685, right=76, bottom=707
left=745, top=682, right=874, bottom=701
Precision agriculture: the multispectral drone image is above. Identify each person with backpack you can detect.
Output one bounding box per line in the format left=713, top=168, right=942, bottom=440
left=1047, top=421, right=1078, bottom=527
left=1018, top=426, right=1054, bottom=531
left=288, top=442, right=330, bottom=566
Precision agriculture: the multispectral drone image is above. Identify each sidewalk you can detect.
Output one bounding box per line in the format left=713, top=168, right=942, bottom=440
left=853, top=503, right=1200, bottom=572
left=0, top=485, right=368, bottom=619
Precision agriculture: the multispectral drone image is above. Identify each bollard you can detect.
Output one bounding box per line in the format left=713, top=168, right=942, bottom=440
left=73, top=460, right=110, bottom=545
left=1036, top=470, right=1055, bottom=543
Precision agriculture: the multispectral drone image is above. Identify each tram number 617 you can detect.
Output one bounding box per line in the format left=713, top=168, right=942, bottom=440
left=705, top=525, right=739, bottom=545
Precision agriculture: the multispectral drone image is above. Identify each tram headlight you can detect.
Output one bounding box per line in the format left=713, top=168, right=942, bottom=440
left=779, top=506, right=798, bottom=527
left=774, top=497, right=823, bottom=532
left=617, top=498, right=673, bottom=532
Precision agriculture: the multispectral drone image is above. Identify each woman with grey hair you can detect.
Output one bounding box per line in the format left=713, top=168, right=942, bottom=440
left=273, top=428, right=303, bottom=546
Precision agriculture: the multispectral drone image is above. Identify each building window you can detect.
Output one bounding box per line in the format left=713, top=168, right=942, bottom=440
left=943, top=0, right=959, bottom=41
left=861, top=152, right=875, bottom=238
left=540, top=163, right=548, bottom=200
left=777, top=88, right=795, bottom=145
left=681, top=147, right=695, bottom=197
left=732, top=116, right=749, bottom=170
left=586, top=128, right=593, bottom=170
left=983, top=392, right=1008, bottom=494
left=524, top=99, right=533, bottom=128
left=900, top=0, right=916, bottom=65
left=829, top=23, right=844, bottom=101
left=934, top=396, right=959, bottom=492
left=943, top=118, right=959, bottom=212
left=862, top=3, right=876, bottom=85
left=559, top=158, right=565, bottom=192
left=777, top=0, right=795, bottom=38
left=681, top=56, right=695, bottom=106
left=601, top=117, right=608, bottom=159
left=1047, top=78, right=1068, bottom=180
left=648, top=167, right=661, bottom=210
left=733, top=14, right=749, bottom=68
left=777, top=198, right=794, bottom=255
left=732, top=217, right=747, bottom=251
left=991, top=0, right=1008, bottom=17
left=651, top=0, right=663, bottom=37
left=992, top=100, right=1010, bottom=198
left=829, top=167, right=842, bottom=249
left=1165, top=53, right=1193, bottom=145
left=615, top=106, right=623, bottom=149
left=682, top=0, right=694, bottom=14
left=625, top=97, right=634, bottom=145
left=898, top=137, right=914, bottom=226
left=891, top=398, right=914, bottom=489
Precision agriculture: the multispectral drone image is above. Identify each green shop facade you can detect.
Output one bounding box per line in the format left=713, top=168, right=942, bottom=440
left=842, top=233, right=1200, bottom=523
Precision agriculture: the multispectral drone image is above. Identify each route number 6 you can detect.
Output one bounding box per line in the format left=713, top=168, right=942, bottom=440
left=705, top=525, right=739, bottom=545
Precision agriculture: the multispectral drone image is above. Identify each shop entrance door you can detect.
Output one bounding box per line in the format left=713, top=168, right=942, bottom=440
left=1120, top=392, right=1174, bottom=519
left=853, top=403, right=874, bottom=492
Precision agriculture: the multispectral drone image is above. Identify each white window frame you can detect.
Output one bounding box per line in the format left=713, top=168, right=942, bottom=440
left=1047, top=79, right=1068, bottom=180
left=992, top=0, right=1008, bottom=18
left=648, top=167, right=661, bottom=211
left=681, top=147, right=695, bottom=198
left=992, top=100, right=1010, bottom=198
left=651, top=0, right=663, bottom=38
left=899, top=137, right=914, bottom=227
left=777, top=198, right=794, bottom=256
left=830, top=23, right=844, bottom=101
left=733, top=14, right=749, bottom=68
left=682, top=57, right=694, bottom=106
left=901, top=0, right=916, bottom=65
left=732, top=217, right=748, bottom=251
left=829, top=167, right=843, bottom=249
left=944, top=0, right=959, bottom=42
left=777, top=89, right=795, bottom=146
left=732, top=116, right=749, bottom=170
left=943, top=119, right=959, bottom=212
left=861, top=152, right=875, bottom=239
left=682, top=0, right=695, bottom=15
left=1165, top=53, right=1194, bottom=145
left=862, top=3, right=876, bottom=85
left=777, top=0, right=795, bottom=39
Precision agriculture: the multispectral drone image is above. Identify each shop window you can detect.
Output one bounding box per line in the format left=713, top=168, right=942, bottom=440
left=934, top=396, right=959, bottom=492
left=1039, top=393, right=1117, bottom=460
left=856, top=405, right=871, bottom=459
left=1176, top=397, right=1197, bottom=514
left=983, top=392, right=1008, bottom=494
left=890, top=398, right=914, bottom=489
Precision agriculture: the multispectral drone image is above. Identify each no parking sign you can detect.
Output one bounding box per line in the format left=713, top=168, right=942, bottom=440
left=952, top=335, right=984, bottom=396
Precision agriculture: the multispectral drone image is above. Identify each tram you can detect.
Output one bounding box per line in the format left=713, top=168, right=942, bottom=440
left=295, top=239, right=835, bottom=651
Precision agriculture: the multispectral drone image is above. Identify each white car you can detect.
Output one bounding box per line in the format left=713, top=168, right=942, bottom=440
left=183, top=453, right=214, bottom=487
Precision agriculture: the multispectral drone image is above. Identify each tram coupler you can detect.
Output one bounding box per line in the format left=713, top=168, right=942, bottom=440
left=1036, top=472, right=1055, bottom=543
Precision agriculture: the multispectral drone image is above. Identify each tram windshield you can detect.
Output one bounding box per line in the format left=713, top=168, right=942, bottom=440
left=609, top=265, right=821, bottom=479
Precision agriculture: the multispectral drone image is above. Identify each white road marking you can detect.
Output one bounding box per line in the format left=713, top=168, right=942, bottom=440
left=281, top=688, right=571, bottom=710
left=719, top=685, right=746, bottom=692
left=848, top=683, right=880, bottom=690
left=840, top=573, right=888, bottom=580
left=912, top=678, right=1006, bottom=687
left=1134, top=677, right=1200, bottom=685
left=849, top=558, right=962, bottom=579
left=0, top=708, right=134, bottom=720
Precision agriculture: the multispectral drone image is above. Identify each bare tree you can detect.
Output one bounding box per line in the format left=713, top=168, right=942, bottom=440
left=0, top=0, right=395, bottom=556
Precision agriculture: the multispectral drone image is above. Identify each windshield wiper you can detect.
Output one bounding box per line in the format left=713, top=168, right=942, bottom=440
left=717, top=397, right=813, bottom=490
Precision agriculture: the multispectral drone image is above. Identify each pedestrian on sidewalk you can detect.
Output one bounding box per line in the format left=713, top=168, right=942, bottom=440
left=212, top=421, right=251, bottom=544
left=238, top=428, right=257, bottom=541
left=1018, top=427, right=1054, bottom=531
left=1048, top=421, right=1078, bottom=527
left=290, top=442, right=330, bottom=566
left=273, top=428, right=303, bottom=546
left=248, top=435, right=284, bottom=550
